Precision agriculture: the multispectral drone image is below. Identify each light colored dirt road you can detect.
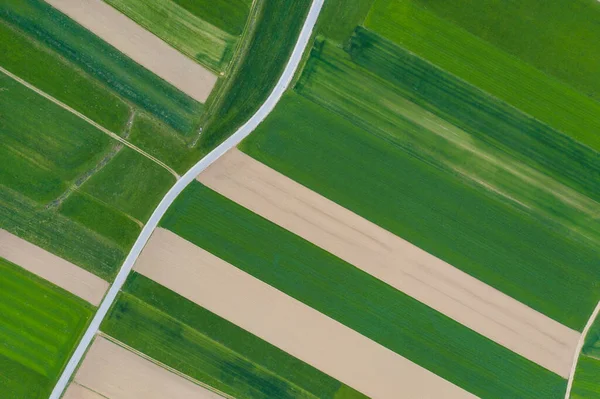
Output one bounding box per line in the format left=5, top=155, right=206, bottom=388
left=44, top=0, right=216, bottom=103
left=0, top=229, right=108, bottom=306
left=198, top=148, right=580, bottom=378
left=68, top=336, right=224, bottom=399
left=134, top=228, right=476, bottom=399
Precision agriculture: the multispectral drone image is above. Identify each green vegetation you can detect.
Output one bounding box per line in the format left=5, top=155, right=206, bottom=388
left=161, top=182, right=566, bottom=398
left=242, top=92, right=600, bottom=331
left=572, top=314, right=600, bottom=398
left=316, top=0, right=374, bottom=43
left=0, top=256, right=93, bottom=398
left=102, top=273, right=367, bottom=399
left=365, top=0, right=600, bottom=152
left=104, top=0, right=236, bottom=73
left=414, top=0, right=600, bottom=99
left=346, top=28, right=600, bottom=204
left=1, top=0, right=203, bottom=134
left=199, top=0, right=311, bottom=150
left=0, top=22, right=129, bottom=132
left=58, top=192, right=140, bottom=249
left=78, top=148, right=175, bottom=223
left=0, top=73, right=112, bottom=203
left=169, top=0, right=251, bottom=36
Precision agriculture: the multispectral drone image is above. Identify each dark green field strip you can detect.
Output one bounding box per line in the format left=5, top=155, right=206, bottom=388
left=1, top=0, right=203, bottom=135
left=0, top=188, right=125, bottom=280
left=199, top=0, right=311, bottom=150
left=297, top=38, right=600, bottom=250
left=102, top=273, right=366, bottom=399
left=571, top=357, right=600, bottom=398
left=414, top=0, right=600, bottom=100
left=58, top=191, right=141, bottom=250
left=161, top=182, right=565, bottom=399
left=78, top=148, right=175, bottom=223
left=0, top=256, right=93, bottom=398
left=169, top=0, right=251, bottom=36
left=365, top=0, right=600, bottom=153
left=346, top=28, right=600, bottom=205
left=241, top=93, right=600, bottom=331
left=128, top=114, right=204, bottom=174
left=0, top=21, right=129, bottom=133
left=0, top=73, right=112, bottom=203
left=316, top=0, right=374, bottom=43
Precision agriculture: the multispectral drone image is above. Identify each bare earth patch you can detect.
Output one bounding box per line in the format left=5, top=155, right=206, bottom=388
left=0, top=229, right=108, bottom=305
left=63, top=382, right=106, bottom=399
left=44, top=0, right=217, bottom=103
left=134, top=227, right=476, bottom=399
left=67, top=335, right=223, bottom=399
left=197, top=148, right=580, bottom=378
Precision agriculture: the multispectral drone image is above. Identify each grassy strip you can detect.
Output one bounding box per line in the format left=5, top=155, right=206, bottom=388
left=316, top=0, right=374, bottom=43
left=1, top=0, right=203, bottom=135
left=102, top=273, right=366, bottom=399
left=571, top=356, right=600, bottom=398
left=346, top=28, right=600, bottom=204
left=0, top=21, right=129, bottom=133
left=0, top=188, right=125, bottom=280
left=0, top=256, right=93, bottom=398
left=198, top=0, right=311, bottom=151
left=413, top=0, right=600, bottom=100
left=78, top=148, right=175, bottom=223
left=104, top=0, right=236, bottom=73
left=365, top=0, right=600, bottom=152
left=0, top=73, right=112, bottom=203
left=161, top=182, right=566, bottom=398
left=169, top=0, right=251, bottom=36
left=241, top=92, right=600, bottom=331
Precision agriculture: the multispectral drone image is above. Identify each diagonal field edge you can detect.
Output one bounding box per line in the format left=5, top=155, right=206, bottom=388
left=48, top=0, right=325, bottom=397
left=564, top=299, right=600, bottom=398
left=0, top=65, right=180, bottom=179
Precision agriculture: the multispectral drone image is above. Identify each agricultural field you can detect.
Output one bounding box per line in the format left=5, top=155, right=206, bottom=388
left=0, top=256, right=93, bottom=398
left=571, top=315, right=600, bottom=398
left=101, top=272, right=366, bottom=399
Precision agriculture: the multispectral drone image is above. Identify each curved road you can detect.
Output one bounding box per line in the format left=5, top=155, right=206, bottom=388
left=49, top=0, right=324, bottom=397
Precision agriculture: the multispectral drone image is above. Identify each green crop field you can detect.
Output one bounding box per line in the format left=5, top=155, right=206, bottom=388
left=102, top=273, right=366, bottom=399
left=572, top=315, right=600, bottom=398
left=199, top=0, right=311, bottom=150
left=316, top=0, right=374, bottom=43
left=411, top=0, right=600, bottom=100
left=169, top=0, right=252, bottom=37
left=0, top=256, right=93, bottom=398
left=241, top=92, right=600, bottom=331
left=1, top=0, right=203, bottom=135
left=365, top=0, right=600, bottom=153
left=104, top=0, right=237, bottom=73
left=160, top=182, right=565, bottom=398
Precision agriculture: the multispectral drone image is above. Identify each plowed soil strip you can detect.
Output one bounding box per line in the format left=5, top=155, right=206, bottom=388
left=69, top=336, right=224, bottom=399
left=134, top=228, right=476, bottom=399
left=197, top=148, right=580, bottom=378
left=44, top=0, right=217, bottom=103
left=0, top=229, right=108, bottom=305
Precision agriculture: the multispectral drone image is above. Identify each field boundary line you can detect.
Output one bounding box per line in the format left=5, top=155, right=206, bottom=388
left=564, top=299, right=600, bottom=398
left=48, top=0, right=324, bottom=397
left=0, top=65, right=180, bottom=179
left=98, top=333, right=235, bottom=399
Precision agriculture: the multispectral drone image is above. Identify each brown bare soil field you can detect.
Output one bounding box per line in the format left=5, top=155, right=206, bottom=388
left=197, top=149, right=580, bottom=377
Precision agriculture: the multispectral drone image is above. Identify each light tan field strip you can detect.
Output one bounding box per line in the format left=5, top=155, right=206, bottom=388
left=198, top=149, right=580, bottom=378
left=135, top=228, right=476, bottom=399
left=43, top=0, right=217, bottom=103
left=66, top=336, right=225, bottom=399
left=0, top=65, right=179, bottom=179
left=63, top=383, right=107, bottom=399
left=0, top=229, right=108, bottom=306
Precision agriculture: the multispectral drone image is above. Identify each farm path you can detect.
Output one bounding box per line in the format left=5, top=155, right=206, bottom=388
left=0, top=65, right=180, bottom=179
left=48, top=0, right=325, bottom=396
